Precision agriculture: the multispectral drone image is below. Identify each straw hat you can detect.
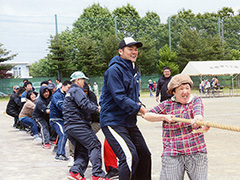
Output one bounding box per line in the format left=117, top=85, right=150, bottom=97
left=167, top=74, right=193, bottom=95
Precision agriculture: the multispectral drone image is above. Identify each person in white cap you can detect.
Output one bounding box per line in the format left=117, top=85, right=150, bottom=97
left=62, top=71, right=110, bottom=180
left=100, top=37, right=151, bottom=180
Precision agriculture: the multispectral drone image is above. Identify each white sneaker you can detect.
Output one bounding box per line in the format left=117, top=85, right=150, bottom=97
left=33, top=135, right=42, bottom=141
left=67, top=156, right=74, bottom=167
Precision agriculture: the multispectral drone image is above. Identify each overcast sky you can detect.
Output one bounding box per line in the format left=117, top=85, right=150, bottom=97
left=1, top=0, right=240, bottom=64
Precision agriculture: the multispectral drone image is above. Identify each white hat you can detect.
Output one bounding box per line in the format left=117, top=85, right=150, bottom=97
left=70, top=71, right=89, bottom=81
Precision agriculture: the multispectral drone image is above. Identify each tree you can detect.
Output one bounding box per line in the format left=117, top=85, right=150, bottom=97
left=72, top=3, right=114, bottom=43
left=177, top=29, right=204, bottom=70
left=29, top=58, right=57, bottom=77
left=100, top=34, right=119, bottom=71
left=156, top=44, right=179, bottom=75
left=74, top=36, right=105, bottom=78
left=48, top=36, right=73, bottom=79
left=230, top=49, right=240, bottom=60
left=0, top=43, right=17, bottom=79
left=113, top=3, right=140, bottom=38
left=137, top=38, right=159, bottom=75
left=178, top=28, right=231, bottom=71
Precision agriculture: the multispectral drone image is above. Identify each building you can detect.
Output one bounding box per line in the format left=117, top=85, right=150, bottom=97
left=1, top=62, right=32, bottom=78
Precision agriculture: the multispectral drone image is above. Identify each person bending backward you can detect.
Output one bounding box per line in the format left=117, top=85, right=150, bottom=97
left=99, top=37, right=151, bottom=180
left=143, top=74, right=210, bottom=180
left=63, top=71, right=109, bottom=180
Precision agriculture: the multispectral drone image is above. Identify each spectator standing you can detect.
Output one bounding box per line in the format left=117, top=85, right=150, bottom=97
left=100, top=37, right=151, bottom=180
left=93, top=82, right=99, bottom=96
left=56, top=78, right=62, bottom=89
left=63, top=71, right=109, bottom=180
left=50, top=80, right=71, bottom=161
left=200, top=79, right=205, bottom=94
left=19, top=91, right=41, bottom=141
left=153, top=81, right=157, bottom=92
left=143, top=74, right=209, bottom=180
left=148, top=79, right=154, bottom=97
left=32, top=86, right=52, bottom=149
left=156, top=67, right=173, bottom=102
left=205, top=79, right=211, bottom=94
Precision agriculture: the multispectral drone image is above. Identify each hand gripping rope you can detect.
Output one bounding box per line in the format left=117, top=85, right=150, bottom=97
left=172, top=117, right=240, bottom=133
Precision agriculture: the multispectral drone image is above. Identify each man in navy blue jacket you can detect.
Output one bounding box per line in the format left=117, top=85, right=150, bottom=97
left=49, top=80, right=71, bottom=161
left=100, top=37, right=151, bottom=180
left=32, top=86, right=52, bottom=149
left=63, top=71, right=109, bottom=180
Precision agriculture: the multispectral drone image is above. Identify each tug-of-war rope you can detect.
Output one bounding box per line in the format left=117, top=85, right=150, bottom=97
left=172, top=117, right=240, bottom=133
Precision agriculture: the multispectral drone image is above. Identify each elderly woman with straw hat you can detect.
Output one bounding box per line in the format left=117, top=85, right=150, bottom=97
left=143, top=74, right=210, bottom=180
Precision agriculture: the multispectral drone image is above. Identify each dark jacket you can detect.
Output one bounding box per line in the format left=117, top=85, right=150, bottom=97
left=99, top=55, right=142, bottom=128
left=62, top=83, right=99, bottom=132
left=49, top=88, right=65, bottom=121
left=32, top=86, right=51, bottom=120
left=156, top=76, right=173, bottom=102
left=83, top=83, right=99, bottom=123
left=6, top=93, right=22, bottom=118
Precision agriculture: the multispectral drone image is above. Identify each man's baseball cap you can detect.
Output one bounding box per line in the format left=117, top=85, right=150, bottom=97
left=119, top=37, right=143, bottom=49
left=48, top=82, right=56, bottom=90
left=13, top=85, right=20, bottom=90
left=70, top=71, right=89, bottom=81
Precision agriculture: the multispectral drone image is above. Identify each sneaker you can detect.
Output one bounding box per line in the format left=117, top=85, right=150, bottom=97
left=51, top=140, right=58, bottom=145
left=106, top=168, right=119, bottom=179
left=42, top=143, right=51, bottom=149
left=67, top=171, right=86, bottom=180
left=67, top=156, right=74, bottom=167
left=55, top=154, right=69, bottom=161
left=92, top=176, right=110, bottom=180
left=33, top=135, right=42, bottom=141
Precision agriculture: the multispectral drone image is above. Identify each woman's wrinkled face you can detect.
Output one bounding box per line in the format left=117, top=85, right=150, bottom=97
left=173, top=83, right=191, bottom=104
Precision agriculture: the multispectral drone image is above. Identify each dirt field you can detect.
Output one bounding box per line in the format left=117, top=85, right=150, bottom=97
left=0, top=96, right=240, bottom=180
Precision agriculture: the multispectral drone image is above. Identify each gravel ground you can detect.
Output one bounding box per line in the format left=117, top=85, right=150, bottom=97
left=0, top=96, right=240, bottom=180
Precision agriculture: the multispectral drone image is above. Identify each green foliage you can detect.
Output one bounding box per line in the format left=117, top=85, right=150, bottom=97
left=230, top=49, right=240, bottom=60
left=0, top=43, right=17, bottom=79
left=48, top=35, right=74, bottom=79
left=74, top=36, right=105, bottom=77
left=28, top=5, right=240, bottom=77
left=157, top=45, right=179, bottom=75
left=178, top=29, right=231, bottom=71
left=137, top=38, right=159, bottom=75
left=100, top=34, right=119, bottom=71
left=29, top=58, right=57, bottom=77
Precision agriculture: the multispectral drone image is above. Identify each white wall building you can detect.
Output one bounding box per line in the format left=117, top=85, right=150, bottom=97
left=1, top=62, right=32, bottom=78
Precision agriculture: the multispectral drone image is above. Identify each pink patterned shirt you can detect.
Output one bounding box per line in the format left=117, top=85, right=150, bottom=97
left=149, top=95, right=207, bottom=156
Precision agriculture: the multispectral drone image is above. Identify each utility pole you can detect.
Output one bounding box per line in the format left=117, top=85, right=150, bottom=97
left=168, top=16, right=171, bottom=51
left=54, top=14, right=61, bottom=80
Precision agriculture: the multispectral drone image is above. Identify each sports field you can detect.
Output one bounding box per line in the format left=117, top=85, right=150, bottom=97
left=0, top=96, right=240, bottom=180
